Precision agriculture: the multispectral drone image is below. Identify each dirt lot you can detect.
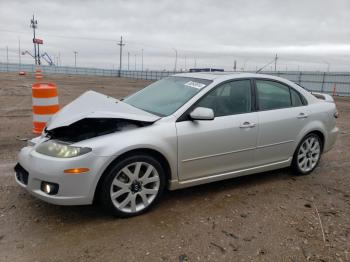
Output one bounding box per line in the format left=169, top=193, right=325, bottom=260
left=0, top=72, right=349, bottom=262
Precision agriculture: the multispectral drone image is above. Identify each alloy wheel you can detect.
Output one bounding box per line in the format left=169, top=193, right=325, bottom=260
left=297, top=136, right=321, bottom=173
left=110, top=162, right=160, bottom=213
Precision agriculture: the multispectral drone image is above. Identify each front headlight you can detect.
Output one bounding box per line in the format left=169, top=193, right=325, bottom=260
left=36, top=140, right=92, bottom=158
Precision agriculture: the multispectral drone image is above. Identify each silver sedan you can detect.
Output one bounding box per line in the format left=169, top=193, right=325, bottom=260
left=15, top=73, right=339, bottom=217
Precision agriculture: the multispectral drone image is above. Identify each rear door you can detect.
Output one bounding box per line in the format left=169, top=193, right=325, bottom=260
left=176, top=79, right=258, bottom=181
left=254, top=79, right=309, bottom=166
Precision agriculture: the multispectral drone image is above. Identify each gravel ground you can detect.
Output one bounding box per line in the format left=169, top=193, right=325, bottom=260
left=0, top=72, right=349, bottom=262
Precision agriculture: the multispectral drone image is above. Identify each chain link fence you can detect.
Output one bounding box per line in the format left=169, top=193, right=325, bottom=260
left=0, top=62, right=175, bottom=79
left=263, top=71, right=350, bottom=96
left=1, top=63, right=349, bottom=96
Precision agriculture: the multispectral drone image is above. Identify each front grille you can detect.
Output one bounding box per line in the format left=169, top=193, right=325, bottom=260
left=14, top=163, right=29, bottom=185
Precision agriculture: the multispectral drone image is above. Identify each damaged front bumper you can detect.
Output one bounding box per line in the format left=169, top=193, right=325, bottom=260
left=15, top=143, right=109, bottom=205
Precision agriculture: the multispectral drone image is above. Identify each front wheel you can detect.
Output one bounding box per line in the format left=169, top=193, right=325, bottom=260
left=291, top=133, right=322, bottom=175
left=100, top=155, right=166, bottom=217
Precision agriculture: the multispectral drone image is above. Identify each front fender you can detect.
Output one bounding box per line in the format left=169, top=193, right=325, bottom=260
left=75, top=122, right=178, bottom=195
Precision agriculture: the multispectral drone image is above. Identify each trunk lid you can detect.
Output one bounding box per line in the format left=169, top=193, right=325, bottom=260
left=311, top=92, right=335, bottom=103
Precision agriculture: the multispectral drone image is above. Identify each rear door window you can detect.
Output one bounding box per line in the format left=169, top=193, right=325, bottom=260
left=256, top=80, right=291, bottom=110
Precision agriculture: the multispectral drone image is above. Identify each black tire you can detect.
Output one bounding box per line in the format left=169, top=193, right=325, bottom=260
left=291, top=133, right=322, bottom=175
left=99, top=154, right=166, bottom=217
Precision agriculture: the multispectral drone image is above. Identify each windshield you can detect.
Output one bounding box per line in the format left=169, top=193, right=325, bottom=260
left=124, top=76, right=212, bottom=116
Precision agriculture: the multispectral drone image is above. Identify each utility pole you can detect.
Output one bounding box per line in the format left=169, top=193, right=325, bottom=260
left=6, top=46, right=8, bottom=71
left=233, top=60, right=237, bottom=71
left=194, top=57, right=197, bottom=68
left=173, top=48, right=178, bottom=72
left=18, top=37, right=21, bottom=66
left=37, top=44, right=41, bottom=65
left=274, top=53, right=278, bottom=71
left=134, top=54, right=137, bottom=70
left=243, top=59, right=249, bottom=71
left=141, top=49, right=144, bottom=71
left=117, top=36, right=125, bottom=77
left=30, top=14, right=38, bottom=65
left=323, top=61, right=330, bottom=72
left=127, top=52, right=130, bottom=70
left=73, top=51, right=78, bottom=68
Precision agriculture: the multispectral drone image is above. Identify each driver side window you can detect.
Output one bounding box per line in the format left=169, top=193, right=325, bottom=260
left=196, top=80, right=252, bottom=117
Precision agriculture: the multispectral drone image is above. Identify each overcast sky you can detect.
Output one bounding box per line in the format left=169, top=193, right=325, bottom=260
left=0, top=0, right=349, bottom=71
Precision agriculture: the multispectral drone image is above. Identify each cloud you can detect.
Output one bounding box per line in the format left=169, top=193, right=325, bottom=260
left=0, top=0, right=349, bottom=71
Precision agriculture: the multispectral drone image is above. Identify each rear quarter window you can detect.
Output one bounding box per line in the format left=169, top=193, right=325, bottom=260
left=290, top=88, right=304, bottom=107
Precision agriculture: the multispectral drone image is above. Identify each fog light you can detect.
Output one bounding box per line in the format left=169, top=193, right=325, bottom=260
left=334, top=111, right=339, bottom=118
left=41, top=181, right=59, bottom=195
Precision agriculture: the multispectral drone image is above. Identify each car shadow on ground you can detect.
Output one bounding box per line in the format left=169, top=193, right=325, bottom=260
left=21, top=167, right=298, bottom=223
left=164, top=167, right=295, bottom=200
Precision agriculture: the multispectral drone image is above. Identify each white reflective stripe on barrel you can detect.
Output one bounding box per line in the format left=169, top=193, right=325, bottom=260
left=33, top=114, right=53, bottom=122
left=32, top=97, right=59, bottom=106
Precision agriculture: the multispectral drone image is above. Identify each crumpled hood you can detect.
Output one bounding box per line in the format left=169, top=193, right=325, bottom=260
left=46, top=90, right=160, bottom=130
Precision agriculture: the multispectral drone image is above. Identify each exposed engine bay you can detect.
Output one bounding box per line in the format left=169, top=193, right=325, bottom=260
left=45, top=118, right=152, bottom=143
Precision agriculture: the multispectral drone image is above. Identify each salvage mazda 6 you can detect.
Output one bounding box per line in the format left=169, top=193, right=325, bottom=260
left=15, top=73, right=339, bottom=217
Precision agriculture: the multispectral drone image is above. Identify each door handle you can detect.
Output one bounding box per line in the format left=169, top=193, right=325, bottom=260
left=239, top=122, right=256, bottom=128
left=297, top=113, right=308, bottom=119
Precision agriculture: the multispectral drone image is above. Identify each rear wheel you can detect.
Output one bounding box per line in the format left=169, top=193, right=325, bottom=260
left=292, top=133, right=322, bottom=175
left=100, top=155, right=166, bottom=217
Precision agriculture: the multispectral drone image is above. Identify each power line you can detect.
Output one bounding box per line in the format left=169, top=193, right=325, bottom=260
left=0, top=28, right=184, bottom=53
left=256, top=54, right=279, bottom=73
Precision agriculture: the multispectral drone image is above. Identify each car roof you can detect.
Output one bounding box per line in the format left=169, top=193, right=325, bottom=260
left=172, top=72, right=317, bottom=104
left=173, top=72, right=271, bottom=81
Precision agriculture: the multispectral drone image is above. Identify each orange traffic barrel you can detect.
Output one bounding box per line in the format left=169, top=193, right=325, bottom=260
left=32, top=83, right=59, bottom=134
left=35, top=68, right=43, bottom=81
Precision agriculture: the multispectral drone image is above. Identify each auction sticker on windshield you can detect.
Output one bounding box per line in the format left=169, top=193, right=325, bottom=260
left=184, top=81, right=206, bottom=89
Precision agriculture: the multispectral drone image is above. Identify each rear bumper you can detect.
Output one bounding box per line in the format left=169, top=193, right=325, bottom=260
left=15, top=146, right=109, bottom=205
left=324, top=126, right=339, bottom=153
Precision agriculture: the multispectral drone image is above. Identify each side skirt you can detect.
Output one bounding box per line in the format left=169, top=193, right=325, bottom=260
left=168, top=158, right=292, bottom=190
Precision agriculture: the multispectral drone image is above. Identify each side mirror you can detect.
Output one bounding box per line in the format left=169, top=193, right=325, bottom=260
left=189, top=107, right=214, bottom=121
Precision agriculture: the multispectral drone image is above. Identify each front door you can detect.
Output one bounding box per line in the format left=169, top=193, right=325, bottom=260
left=176, top=79, right=258, bottom=181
